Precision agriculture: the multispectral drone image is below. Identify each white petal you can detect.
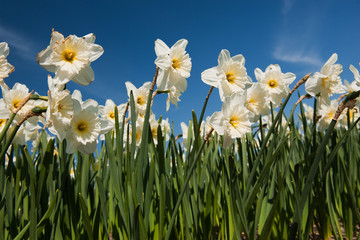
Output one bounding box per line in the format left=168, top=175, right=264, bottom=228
left=254, top=68, right=264, bottom=81
left=156, top=69, right=171, bottom=91
left=71, top=65, right=95, bottom=86
left=0, top=42, right=10, bottom=57
left=201, top=67, right=221, bottom=87
left=99, top=119, right=113, bottom=134
left=125, top=81, right=136, bottom=97
left=218, top=49, right=231, bottom=67
left=171, top=39, right=188, bottom=50
left=155, top=39, right=170, bottom=56
left=283, top=72, right=296, bottom=85
left=209, top=111, right=225, bottom=135
left=232, top=54, right=245, bottom=65
left=222, top=133, right=235, bottom=148
left=89, top=43, right=104, bottom=62
left=155, top=55, right=171, bottom=70
left=82, top=33, right=96, bottom=44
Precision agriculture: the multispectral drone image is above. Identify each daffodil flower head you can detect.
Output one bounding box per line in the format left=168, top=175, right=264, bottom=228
left=0, top=83, right=39, bottom=120
left=154, top=39, right=191, bottom=92
left=209, top=93, right=254, bottom=148
left=201, top=49, right=252, bottom=101
left=0, top=42, right=14, bottom=80
left=350, top=64, right=360, bottom=86
left=99, top=99, right=126, bottom=125
left=317, top=100, right=342, bottom=132
left=305, top=53, right=345, bottom=102
left=125, top=81, right=151, bottom=115
left=37, top=30, right=104, bottom=86
left=255, top=64, right=296, bottom=108
left=244, top=83, right=271, bottom=120
left=64, top=96, right=112, bottom=154
left=166, top=86, right=181, bottom=112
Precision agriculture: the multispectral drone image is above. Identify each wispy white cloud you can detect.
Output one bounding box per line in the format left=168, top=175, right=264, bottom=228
left=273, top=44, right=323, bottom=68
left=0, top=26, right=37, bottom=61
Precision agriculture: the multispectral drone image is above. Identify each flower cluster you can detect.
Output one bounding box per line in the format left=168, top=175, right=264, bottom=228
left=0, top=30, right=360, bottom=155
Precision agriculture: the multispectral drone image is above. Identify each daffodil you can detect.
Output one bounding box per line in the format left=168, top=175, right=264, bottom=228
left=201, top=49, right=252, bottom=101
left=99, top=100, right=127, bottom=140
left=46, top=76, right=74, bottom=141
left=0, top=42, right=14, bottom=80
left=255, top=64, right=296, bottom=107
left=65, top=96, right=111, bottom=154
left=99, top=99, right=127, bottom=123
left=154, top=39, right=191, bottom=92
left=166, top=86, right=181, bottom=111
left=0, top=83, right=41, bottom=121
left=125, top=81, right=151, bottom=115
left=209, top=93, right=254, bottom=148
left=244, top=83, right=271, bottom=120
left=37, top=30, right=104, bottom=86
left=305, top=53, right=345, bottom=102
left=317, top=100, right=343, bottom=132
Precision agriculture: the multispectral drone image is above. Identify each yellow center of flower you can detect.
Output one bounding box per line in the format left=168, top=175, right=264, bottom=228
left=229, top=116, right=240, bottom=128
left=268, top=79, right=278, bottom=88
left=136, top=131, right=141, bottom=142
left=226, top=72, right=236, bottom=84
left=247, top=98, right=255, bottom=109
left=172, top=58, right=181, bottom=70
left=326, top=111, right=334, bottom=120
left=137, top=96, right=146, bottom=106
left=63, top=50, right=76, bottom=63
left=151, top=128, right=158, bottom=138
left=12, top=99, right=21, bottom=109
left=57, top=103, right=64, bottom=111
left=77, top=122, right=88, bottom=133
left=109, top=112, right=115, bottom=119
left=322, top=77, right=329, bottom=88
left=0, top=119, right=6, bottom=126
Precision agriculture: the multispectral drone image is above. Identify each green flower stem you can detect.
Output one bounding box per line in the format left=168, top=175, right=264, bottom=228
left=165, top=128, right=214, bottom=240
left=0, top=124, right=20, bottom=165
left=189, top=86, right=214, bottom=159
left=0, top=112, right=16, bottom=143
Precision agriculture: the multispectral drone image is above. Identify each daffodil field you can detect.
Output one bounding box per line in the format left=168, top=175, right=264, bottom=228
left=1, top=30, right=360, bottom=240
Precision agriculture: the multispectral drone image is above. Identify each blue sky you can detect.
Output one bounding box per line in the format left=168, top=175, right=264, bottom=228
left=1, top=0, right=360, bottom=135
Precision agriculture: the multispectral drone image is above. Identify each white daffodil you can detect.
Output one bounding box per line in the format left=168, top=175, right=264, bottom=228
left=255, top=64, right=296, bottom=108
left=305, top=53, right=345, bottom=102
left=209, top=93, right=254, bottom=148
left=201, top=49, right=252, bottom=101
left=65, top=97, right=111, bottom=154
left=0, top=83, right=40, bottom=121
left=149, top=114, right=170, bottom=144
left=125, top=81, right=151, bottom=115
left=124, top=115, right=144, bottom=147
left=339, top=107, right=360, bottom=129
left=154, top=39, right=191, bottom=92
left=317, top=100, right=342, bottom=132
left=350, top=64, right=360, bottom=85
left=99, top=99, right=127, bottom=125
left=99, top=100, right=127, bottom=140
left=0, top=42, right=14, bottom=80
left=166, top=86, right=181, bottom=111
left=300, top=103, right=314, bottom=124
left=37, top=30, right=104, bottom=86
left=244, top=83, right=271, bottom=120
